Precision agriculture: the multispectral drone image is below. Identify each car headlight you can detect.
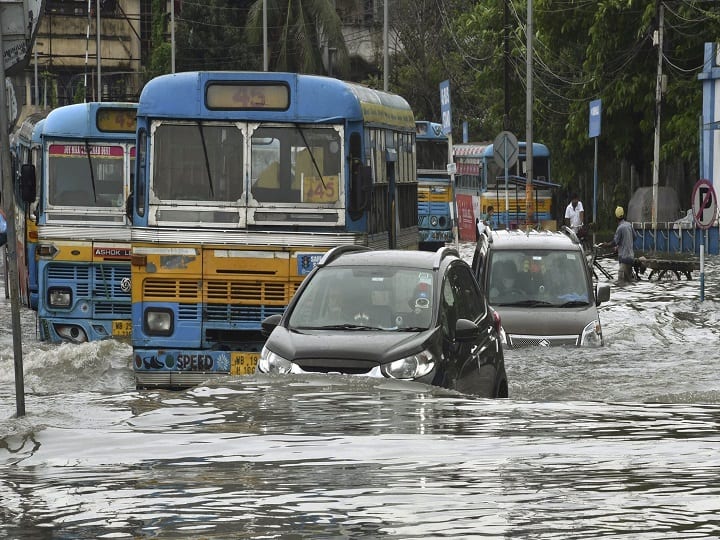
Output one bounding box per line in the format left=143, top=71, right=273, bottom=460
left=382, top=349, right=435, bottom=380
left=580, top=320, right=603, bottom=347
left=144, top=308, right=173, bottom=336
left=48, top=287, right=72, bottom=308
left=257, top=346, right=296, bottom=374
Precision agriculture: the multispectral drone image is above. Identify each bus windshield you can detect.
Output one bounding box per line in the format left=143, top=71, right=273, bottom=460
left=251, top=125, right=341, bottom=204
left=47, top=143, right=126, bottom=208
left=152, top=122, right=244, bottom=202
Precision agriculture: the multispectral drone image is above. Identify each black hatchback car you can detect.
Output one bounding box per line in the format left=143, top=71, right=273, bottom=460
left=257, top=246, right=508, bottom=398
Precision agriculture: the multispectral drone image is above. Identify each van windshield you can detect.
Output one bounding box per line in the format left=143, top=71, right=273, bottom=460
left=488, top=250, right=590, bottom=307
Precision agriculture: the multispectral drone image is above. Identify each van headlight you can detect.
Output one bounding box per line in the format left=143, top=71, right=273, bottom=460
left=580, top=320, right=603, bottom=347
left=144, top=308, right=173, bottom=336
left=257, top=347, right=297, bottom=374
left=382, top=349, right=435, bottom=379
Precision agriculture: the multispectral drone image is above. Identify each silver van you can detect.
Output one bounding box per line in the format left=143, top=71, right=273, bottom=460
left=471, top=228, right=611, bottom=347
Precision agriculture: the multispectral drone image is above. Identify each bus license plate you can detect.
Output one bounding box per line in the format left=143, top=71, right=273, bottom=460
left=231, top=352, right=259, bottom=375
left=112, top=320, right=132, bottom=337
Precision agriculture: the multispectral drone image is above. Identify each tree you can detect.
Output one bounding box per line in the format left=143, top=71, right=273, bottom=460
left=245, top=0, right=350, bottom=76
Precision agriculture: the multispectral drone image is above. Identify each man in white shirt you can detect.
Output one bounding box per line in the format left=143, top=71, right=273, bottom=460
left=564, top=193, right=584, bottom=235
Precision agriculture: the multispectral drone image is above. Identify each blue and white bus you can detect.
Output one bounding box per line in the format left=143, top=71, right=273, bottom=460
left=28, top=102, right=137, bottom=343
left=8, top=111, right=49, bottom=308
left=129, top=71, right=418, bottom=389
left=415, top=120, right=454, bottom=250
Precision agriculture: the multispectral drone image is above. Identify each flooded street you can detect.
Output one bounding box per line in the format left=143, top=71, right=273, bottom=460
left=2, top=244, right=720, bottom=539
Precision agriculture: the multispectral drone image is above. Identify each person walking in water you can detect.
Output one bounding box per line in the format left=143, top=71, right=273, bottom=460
left=600, top=206, right=635, bottom=284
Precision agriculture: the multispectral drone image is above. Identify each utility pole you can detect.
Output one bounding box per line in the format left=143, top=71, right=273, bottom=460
left=525, top=0, right=534, bottom=225
left=652, top=2, right=664, bottom=228
left=503, top=0, right=510, bottom=130
left=383, top=0, right=389, bottom=91
left=0, top=31, right=26, bottom=417
left=263, top=0, right=268, bottom=71
left=171, top=0, right=175, bottom=73
left=96, top=0, right=101, bottom=101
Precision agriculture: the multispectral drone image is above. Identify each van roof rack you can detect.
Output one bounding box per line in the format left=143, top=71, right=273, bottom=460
left=317, top=245, right=372, bottom=267
left=433, top=246, right=460, bottom=269
left=560, top=225, right=581, bottom=244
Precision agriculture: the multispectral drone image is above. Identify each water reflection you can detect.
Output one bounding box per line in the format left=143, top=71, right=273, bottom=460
left=1, top=249, right=720, bottom=538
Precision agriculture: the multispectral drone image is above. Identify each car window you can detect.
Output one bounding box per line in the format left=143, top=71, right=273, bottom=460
left=451, top=264, right=485, bottom=321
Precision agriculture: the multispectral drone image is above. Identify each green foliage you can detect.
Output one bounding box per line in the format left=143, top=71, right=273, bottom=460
left=245, top=0, right=349, bottom=76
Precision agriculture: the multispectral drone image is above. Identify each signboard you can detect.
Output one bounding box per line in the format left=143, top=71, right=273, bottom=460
left=691, top=179, right=717, bottom=230
left=492, top=131, right=518, bottom=169
left=439, top=80, right=451, bottom=135
left=1, top=0, right=44, bottom=75
left=589, top=99, right=602, bottom=138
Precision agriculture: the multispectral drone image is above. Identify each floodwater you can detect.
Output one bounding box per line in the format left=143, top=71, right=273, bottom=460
left=2, top=244, right=720, bottom=539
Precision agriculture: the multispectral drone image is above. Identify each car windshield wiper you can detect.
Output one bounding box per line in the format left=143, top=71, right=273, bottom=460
left=312, top=324, right=383, bottom=331
left=497, top=299, right=555, bottom=307
left=557, top=300, right=590, bottom=307
left=394, top=326, right=427, bottom=332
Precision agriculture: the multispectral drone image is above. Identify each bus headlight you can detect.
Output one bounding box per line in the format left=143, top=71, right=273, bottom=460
left=144, top=308, right=173, bottom=336
left=48, top=287, right=72, bottom=308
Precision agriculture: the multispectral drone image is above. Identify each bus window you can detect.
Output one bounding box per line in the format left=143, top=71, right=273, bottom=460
left=152, top=122, right=244, bottom=202
left=250, top=125, right=341, bottom=204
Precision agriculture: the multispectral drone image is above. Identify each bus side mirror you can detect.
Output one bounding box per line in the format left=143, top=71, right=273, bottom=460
left=19, top=164, right=36, bottom=204
left=348, top=161, right=371, bottom=221
left=125, top=192, right=134, bottom=224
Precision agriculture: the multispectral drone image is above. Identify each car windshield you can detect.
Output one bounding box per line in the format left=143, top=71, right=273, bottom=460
left=288, top=266, right=434, bottom=331
left=488, top=249, right=590, bottom=307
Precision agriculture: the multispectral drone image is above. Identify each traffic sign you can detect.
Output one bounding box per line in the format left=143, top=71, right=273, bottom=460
left=439, top=80, right=451, bottom=135
left=1, top=0, right=43, bottom=76
left=492, top=131, right=518, bottom=170
left=691, top=179, right=717, bottom=230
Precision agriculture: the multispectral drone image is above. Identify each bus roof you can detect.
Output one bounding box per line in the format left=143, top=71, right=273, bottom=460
left=138, top=71, right=415, bottom=131
left=453, top=141, right=550, bottom=158
left=42, top=102, right=138, bottom=138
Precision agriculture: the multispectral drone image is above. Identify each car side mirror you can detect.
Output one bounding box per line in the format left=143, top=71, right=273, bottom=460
left=595, top=283, right=611, bottom=305
left=20, top=164, right=37, bottom=204
left=455, top=318, right=479, bottom=341
left=261, top=313, right=283, bottom=336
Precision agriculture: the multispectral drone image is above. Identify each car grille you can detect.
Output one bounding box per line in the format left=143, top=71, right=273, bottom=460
left=507, top=334, right=579, bottom=347
left=295, top=358, right=378, bottom=375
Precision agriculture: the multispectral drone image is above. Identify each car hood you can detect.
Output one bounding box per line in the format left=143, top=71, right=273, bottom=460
left=495, top=304, right=599, bottom=338
left=268, top=326, right=434, bottom=364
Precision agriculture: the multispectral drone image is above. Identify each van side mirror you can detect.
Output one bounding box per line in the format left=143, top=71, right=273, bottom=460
left=20, top=164, right=37, bottom=204
left=348, top=161, right=371, bottom=221
left=595, top=283, right=611, bottom=305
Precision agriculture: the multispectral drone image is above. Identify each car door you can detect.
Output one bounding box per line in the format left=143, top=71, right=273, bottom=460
left=445, top=263, right=499, bottom=396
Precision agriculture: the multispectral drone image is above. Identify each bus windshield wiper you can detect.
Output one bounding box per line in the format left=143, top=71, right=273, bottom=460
left=84, top=140, right=98, bottom=204
left=196, top=121, right=215, bottom=198
left=294, top=124, right=326, bottom=189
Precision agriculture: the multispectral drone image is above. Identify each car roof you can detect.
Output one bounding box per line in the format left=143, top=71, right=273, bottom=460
left=485, top=228, right=582, bottom=251
left=320, top=246, right=461, bottom=271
